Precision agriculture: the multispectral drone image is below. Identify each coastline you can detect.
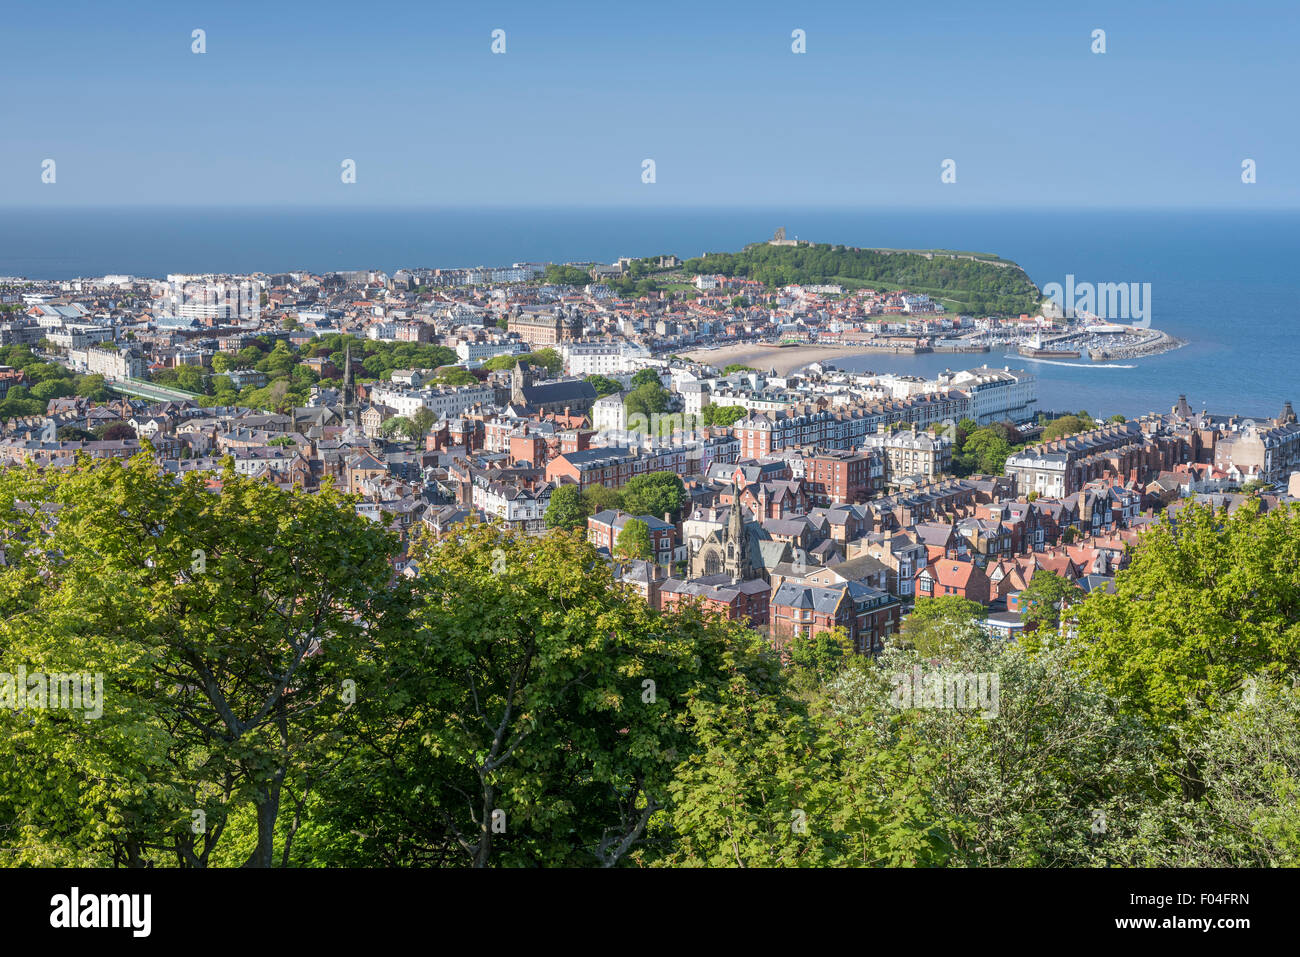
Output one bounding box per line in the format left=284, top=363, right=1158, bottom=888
left=679, top=343, right=882, bottom=376
left=682, top=328, right=1188, bottom=377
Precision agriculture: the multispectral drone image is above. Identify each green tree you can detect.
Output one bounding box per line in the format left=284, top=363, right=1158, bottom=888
left=582, top=483, right=623, bottom=513
left=585, top=374, right=622, bottom=398
left=624, top=382, right=669, bottom=424
left=175, top=364, right=208, bottom=394
left=236, top=345, right=265, bottom=367
left=823, top=638, right=1155, bottom=866
left=784, top=626, right=855, bottom=693
left=620, top=471, right=685, bottom=520
left=73, top=375, right=110, bottom=402
left=543, top=264, right=591, bottom=286
left=0, top=454, right=410, bottom=867
left=1074, top=501, right=1300, bottom=733
left=955, top=427, right=1015, bottom=476
left=322, top=523, right=767, bottom=867
left=1018, top=571, right=1085, bottom=635
left=630, top=368, right=662, bottom=389
left=1104, top=682, right=1300, bottom=866
left=614, top=518, right=653, bottom=561
left=1041, top=413, right=1096, bottom=443
left=701, top=404, right=747, bottom=428
left=661, top=676, right=953, bottom=867
left=898, top=595, right=988, bottom=657
left=30, top=379, right=73, bottom=403
left=409, top=406, right=436, bottom=443
left=433, top=367, right=477, bottom=386
left=544, top=484, right=590, bottom=531
left=528, top=348, right=563, bottom=377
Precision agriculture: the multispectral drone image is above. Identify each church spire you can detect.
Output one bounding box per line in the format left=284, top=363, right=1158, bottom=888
left=343, top=343, right=355, bottom=413
left=724, top=482, right=751, bottom=583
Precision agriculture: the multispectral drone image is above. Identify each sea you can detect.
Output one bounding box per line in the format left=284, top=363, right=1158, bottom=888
left=0, top=206, right=1295, bottom=419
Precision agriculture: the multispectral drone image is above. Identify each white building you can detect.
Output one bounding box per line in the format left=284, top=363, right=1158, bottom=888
left=563, top=341, right=651, bottom=376
left=677, top=381, right=712, bottom=417
left=457, top=340, right=526, bottom=363
left=46, top=324, right=114, bottom=350
left=592, top=393, right=627, bottom=432
left=937, top=366, right=1038, bottom=425
left=369, top=382, right=497, bottom=418
left=472, top=481, right=552, bottom=531
left=159, top=277, right=262, bottom=320
left=67, top=344, right=146, bottom=380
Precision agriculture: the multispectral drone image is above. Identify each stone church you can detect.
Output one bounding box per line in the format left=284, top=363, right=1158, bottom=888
left=509, top=360, right=598, bottom=416
left=690, top=484, right=755, bottom=581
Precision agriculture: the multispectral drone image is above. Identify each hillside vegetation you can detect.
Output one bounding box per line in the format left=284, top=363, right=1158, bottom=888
left=682, top=242, right=1042, bottom=316
left=2, top=453, right=1298, bottom=868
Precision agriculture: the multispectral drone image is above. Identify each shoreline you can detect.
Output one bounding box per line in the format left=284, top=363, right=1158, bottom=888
left=679, top=343, right=884, bottom=376
left=682, top=329, right=1188, bottom=376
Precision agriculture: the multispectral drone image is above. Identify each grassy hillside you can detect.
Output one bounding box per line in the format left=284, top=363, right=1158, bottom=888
left=681, top=242, right=1042, bottom=316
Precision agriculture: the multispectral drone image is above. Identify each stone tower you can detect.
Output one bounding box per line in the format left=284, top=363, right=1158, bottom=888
left=723, top=483, right=752, bottom=583
left=342, top=344, right=356, bottom=416
left=511, top=359, right=533, bottom=406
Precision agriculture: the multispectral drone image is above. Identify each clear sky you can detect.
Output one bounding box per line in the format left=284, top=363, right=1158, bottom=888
left=2, top=0, right=1296, bottom=208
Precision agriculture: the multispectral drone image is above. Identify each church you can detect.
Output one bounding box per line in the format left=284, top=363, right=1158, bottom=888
left=509, top=359, right=598, bottom=417
left=690, top=484, right=762, bottom=581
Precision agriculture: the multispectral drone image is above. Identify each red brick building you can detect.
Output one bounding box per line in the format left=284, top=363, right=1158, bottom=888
left=915, top=558, right=991, bottom=605
left=659, top=575, right=770, bottom=626
left=587, top=509, right=677, bottom=564
left=802, top=450, right=875, bottom=505
left=769, top=579, right=900, bottom=655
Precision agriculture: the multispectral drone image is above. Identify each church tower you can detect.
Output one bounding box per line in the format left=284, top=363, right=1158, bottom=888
left=342, top=343, right=356, bottom=416
left=722, top=483, right=752, bottom=583
left=511, top=359, right=532, bottom=406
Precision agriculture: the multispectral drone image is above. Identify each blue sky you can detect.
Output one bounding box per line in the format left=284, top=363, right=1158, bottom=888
left=2, top=0, right=1296, bottom=207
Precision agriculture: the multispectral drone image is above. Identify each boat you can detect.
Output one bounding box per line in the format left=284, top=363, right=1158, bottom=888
left=1019, top=346, right=1081, bottom=359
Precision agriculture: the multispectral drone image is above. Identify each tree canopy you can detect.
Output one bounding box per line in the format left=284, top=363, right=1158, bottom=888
left=680, top=243, right=1041, bottom=316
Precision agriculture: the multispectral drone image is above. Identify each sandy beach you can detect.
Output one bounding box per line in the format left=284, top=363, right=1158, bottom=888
left=680, top=343, right=880, bottom=375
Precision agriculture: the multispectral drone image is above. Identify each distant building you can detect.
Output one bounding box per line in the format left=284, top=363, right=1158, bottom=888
left=861, top=427, right=954, bottom=487
left=507, top=309, right=583, bottom=346
left=68, top=344, right=146, bottom=380
left=509, top=361, right=597, bottom=416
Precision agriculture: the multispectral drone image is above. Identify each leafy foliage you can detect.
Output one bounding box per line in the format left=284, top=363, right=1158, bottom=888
left=680, top=243, right=1041, bottom=316
left=614, top=518, right=653, bottom=561
left=543, top=483, right=589, bottom=530
left=620, top=471, right=685, bottom=521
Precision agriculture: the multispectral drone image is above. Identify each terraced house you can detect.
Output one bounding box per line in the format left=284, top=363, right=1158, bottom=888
left=1003, top=421, right=1188, bottom=497
left=769, top=577, right=901, bottom=655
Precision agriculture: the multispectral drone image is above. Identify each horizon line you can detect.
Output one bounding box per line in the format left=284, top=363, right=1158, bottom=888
left=2, top=202, right=1296, bottom=213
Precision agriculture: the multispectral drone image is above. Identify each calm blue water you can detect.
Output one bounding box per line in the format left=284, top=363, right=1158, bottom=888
left=0, top=206, right=1295, bottom=418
